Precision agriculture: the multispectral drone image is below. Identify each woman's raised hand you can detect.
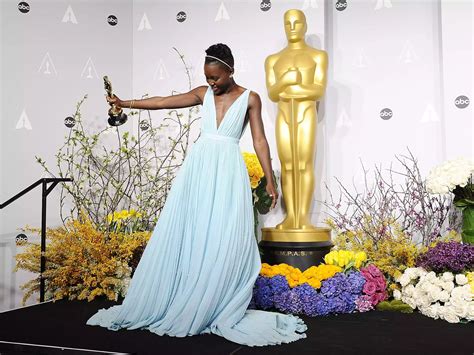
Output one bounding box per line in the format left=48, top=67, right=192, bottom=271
left=106, top=94, right=123, bottom=108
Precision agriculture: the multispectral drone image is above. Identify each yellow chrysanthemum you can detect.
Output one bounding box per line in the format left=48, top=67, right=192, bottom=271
left=259, top=262, right=342, bottom=289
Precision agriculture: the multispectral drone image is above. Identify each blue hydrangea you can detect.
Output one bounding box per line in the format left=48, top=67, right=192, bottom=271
left=269, top=275, right=290, bottom=295
left=274, top=289, right=303, bottom=314
left=253, top=276, right=274, bottom=310
left=346, top=271, right=366, bottom=295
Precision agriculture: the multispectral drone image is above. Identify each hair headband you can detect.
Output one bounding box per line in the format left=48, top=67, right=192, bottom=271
left=205, top=55, right=233, bottom=70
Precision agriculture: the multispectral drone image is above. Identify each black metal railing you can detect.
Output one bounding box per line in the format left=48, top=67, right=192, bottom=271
left=0, top=178, right=72, bottom=302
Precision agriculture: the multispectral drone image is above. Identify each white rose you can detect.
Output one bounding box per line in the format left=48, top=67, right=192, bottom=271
left=467, top=304, right=474, bottom=321
left=455, top=274, right=468, bottom=286
left=403, top=284, right=415, bottom=297
left=442, top=281, right=454, bottom=292
left=428, top=286, right=442, bottom=302
left=441, top=272, right=454, bottom=282
left=416, top=268, right=428, bottom=278
left=451, top=303, right=469, bottom=319
left=393, top=289, right=402, bottom=300
left=425, top=272, right=437, bottom=282
left=438, top=290, right=450, bottom=303
left=419, top=296, right=432, bottom=308
left=403, top=296, right=417, bottom=309
left=439, top=306, right=460, bottom=323
left=399, top=274, right=411, bottom=287
left=420, top=303, right=440, bottom=320
left=451, top=285, right=472, bottom=301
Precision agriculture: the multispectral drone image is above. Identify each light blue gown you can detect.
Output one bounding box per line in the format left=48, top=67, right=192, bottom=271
left=86, top=86, right=307, bottom=346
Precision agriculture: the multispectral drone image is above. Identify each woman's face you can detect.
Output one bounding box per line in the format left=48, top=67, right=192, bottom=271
left=204, top=63, right=233, bottom=95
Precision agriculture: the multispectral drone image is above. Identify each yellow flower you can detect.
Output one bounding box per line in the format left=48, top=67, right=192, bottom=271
left=242, top=152, right=264, bottom=189
left=467, top=272, right=474, bottom=295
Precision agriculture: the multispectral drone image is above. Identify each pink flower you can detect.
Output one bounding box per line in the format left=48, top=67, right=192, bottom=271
left=363, top=264, right=383, bottom=278
left=363, top=281, right=377, bottom=295
left=361, top=270, right=376, bottom=283
left=375, top=277, right=386, bottom=292
left=355, top=295, right=373, bottom=312
left=368, top=293, right=379, bottom=305
left=375, top=291, right=387, bottom=303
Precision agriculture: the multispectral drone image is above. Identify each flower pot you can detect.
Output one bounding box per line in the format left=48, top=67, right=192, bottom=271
left=462, top=205, right=474, bottom=245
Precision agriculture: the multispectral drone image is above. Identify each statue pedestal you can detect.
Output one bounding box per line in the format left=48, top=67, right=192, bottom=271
left=259, top=227, right=332, bottom=271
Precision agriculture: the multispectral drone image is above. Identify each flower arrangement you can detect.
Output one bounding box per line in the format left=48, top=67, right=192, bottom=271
left=15, top=216, right=150, bottom=304
left=426, top=157, right=474, bottom=244
left=242, top=151, right=278, bottom=242
left=322, top=151, right=462, bottom=292
left=394, top=267, right=473, bottom=323
left=252, top=254, right=388, bottom=317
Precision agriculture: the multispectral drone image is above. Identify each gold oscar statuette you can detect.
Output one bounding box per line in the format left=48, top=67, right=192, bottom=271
left=261, top=9, right=331, bottom=269
left=103, top=75, right=128, bottom=127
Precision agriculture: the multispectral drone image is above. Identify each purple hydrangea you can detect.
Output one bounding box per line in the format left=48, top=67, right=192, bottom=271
left=253, top=276, right=274, bottom=310
left=416, top=241, right=474, bottom=273
left=252, top=270, right=367, bottom=316
left=274, top=288, right=303, bottom=314
left=346, top=271, right=366, bottom=295
left=269, top=275, right=290, bottom=295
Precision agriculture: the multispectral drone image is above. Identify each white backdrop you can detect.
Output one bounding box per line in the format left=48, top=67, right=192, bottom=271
left=0, top=0, right=472, bottom=310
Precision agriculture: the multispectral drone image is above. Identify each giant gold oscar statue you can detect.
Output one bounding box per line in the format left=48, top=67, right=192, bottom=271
left=260, top=9, right=332, bottom=270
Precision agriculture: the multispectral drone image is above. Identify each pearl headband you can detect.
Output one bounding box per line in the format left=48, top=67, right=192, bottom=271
left=205, top=55, right=233, bottom=70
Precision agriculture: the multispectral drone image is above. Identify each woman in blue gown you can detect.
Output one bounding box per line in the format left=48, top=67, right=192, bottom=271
left=87, top=43, right=307, bottom=346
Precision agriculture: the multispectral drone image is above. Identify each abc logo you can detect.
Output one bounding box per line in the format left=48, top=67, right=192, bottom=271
left=176, top=11, right=187, bottom=22
left=64, top=116, right=76, bottom=128
left=139, top=120, right=150, bottom=131
left=15, top=233, right=28, bottom=245
left=454, top=95, right=470, bottom=109
left=335, top=1, right=347, bottom=11
left=380, top=108, right=393, bottom=120
left=18, top=2, right=30, bottom=13
left=260, top=0, right=271, bottom=11
left=107, top=15, right=118, bottom=26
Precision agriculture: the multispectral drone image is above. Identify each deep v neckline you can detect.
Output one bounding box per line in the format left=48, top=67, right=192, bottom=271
left=212, top=88, right=248, bottom=131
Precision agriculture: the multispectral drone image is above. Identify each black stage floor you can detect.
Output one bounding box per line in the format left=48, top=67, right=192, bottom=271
left=0, top=298, right=472, bottom=355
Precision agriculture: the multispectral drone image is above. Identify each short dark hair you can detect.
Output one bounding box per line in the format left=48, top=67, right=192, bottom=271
left=205, top=43, right=234, bottom=70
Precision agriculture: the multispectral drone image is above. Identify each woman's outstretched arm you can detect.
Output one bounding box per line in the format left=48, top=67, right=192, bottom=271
left=107, top=85, right=208, bottom=110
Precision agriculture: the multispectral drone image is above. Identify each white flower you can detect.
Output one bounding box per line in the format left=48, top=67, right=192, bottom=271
left=393, top=289, right=402, bottom=300
left=405, top=297, right=417, bottom=309
left=451, top=285, right=472, bottom=301
left=420, top=303, right=440, bottom=319
left=438, top=290, right=450, bottom=303
left=403, top=284, right=415, bottom=297
left=426, top=157, right=474, bottom=194
left=419, top=296, right=432, bottom=308
left=441, top=272, right=454, bottom=282
left=428, top=286, right=442, bottom=302
left=441, top=281, right=454, bottom=292
left=467, top=304, right=474, bottom=321
left=450, top=303, right=469, bottom=318
left=455, top=274, right=468, bottom=286
left=439, top=306, right=461, bottom=323
left=399, top=274, right=411, bottom=287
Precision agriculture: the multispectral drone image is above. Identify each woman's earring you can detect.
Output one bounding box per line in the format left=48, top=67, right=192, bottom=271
left=230, top=73, right=234, bottom=78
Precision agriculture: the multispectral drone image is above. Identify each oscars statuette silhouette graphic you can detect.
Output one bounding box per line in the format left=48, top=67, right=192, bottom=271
left=104, top=76, right=128, bottom=127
